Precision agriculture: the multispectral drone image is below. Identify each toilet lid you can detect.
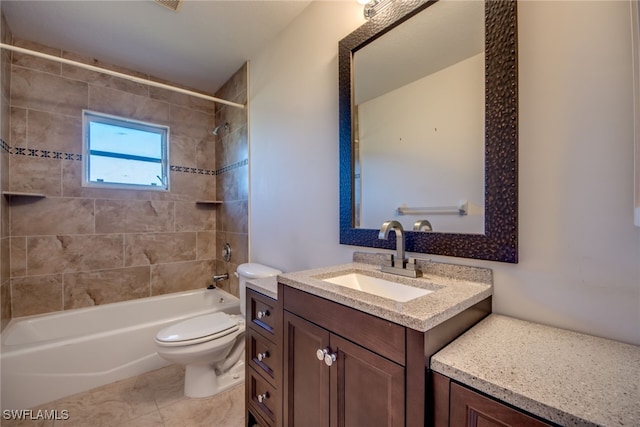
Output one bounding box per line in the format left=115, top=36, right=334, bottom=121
left=156, top=312, right=239, bottom=343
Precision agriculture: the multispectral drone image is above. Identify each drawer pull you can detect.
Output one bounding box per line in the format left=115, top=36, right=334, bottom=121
left=257, top=351, right=269, bottom=362
left=257, top=392, right=269, bottom=403
left=257, top=310, right=269, bottom=319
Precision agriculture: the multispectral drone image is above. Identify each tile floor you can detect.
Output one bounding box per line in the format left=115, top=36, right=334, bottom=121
left=1, top=364, right=245, bottom=427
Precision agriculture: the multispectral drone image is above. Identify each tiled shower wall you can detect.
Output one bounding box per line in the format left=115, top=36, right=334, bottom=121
left=1, top=12, right=12, bottom=330
left=0, top=34, right=248, bottom=325
left=213, top=64, right=249, bottom=298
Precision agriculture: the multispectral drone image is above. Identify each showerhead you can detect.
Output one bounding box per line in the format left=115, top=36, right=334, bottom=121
left=212, top=122, right=230, bottom=136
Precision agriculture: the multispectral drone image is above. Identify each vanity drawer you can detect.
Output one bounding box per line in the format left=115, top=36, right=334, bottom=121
left=248, top=368, right=280, bottom=426
left=248, top=290, right=281, bottom=341
left=248, top=328, right=281, bottom=386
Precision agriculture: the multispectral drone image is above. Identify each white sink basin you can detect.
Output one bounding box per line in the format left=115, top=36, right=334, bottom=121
left=322, top=273, right=432, bottom=302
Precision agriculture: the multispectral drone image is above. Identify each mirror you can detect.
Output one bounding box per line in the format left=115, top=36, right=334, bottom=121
left=339, top=0, right=518, bottom=263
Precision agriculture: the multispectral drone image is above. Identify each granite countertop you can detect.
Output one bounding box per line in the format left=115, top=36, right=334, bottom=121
left=273, top=260, right=492, bottom=332
left=245, top=276, right=278, bottom=300
left=431, top=314, right=640, bottom=426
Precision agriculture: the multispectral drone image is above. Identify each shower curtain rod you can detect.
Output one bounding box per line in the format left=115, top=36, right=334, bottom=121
left=0, top=43, right=245, bottom=109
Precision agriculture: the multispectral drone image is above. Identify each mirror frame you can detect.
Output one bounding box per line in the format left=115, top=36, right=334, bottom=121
left=339, top=0, right=518, bottom=263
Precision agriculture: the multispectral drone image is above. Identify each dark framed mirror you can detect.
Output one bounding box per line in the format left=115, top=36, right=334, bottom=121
left=339, top=0, right=518, bottom=263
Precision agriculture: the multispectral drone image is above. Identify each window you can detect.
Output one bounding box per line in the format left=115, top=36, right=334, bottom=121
left=83, top=110, right=169, bottom=190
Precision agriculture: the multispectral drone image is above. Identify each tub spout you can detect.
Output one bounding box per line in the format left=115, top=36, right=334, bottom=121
left=213, top=273, right=229, bottom=283
left=206, top=273, right=229, bottom=290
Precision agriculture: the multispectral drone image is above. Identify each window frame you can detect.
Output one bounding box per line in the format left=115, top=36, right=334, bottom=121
left=82, top=110, right=170, bottom=191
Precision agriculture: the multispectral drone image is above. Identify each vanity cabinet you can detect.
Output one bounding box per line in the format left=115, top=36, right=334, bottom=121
left=245, top=282, right=492, bottom=427
left=281, top=284, right=491, bottom=427
left=284, top=311, right=405, bottom=427
left=246, top=289, right=282, bottom=427
left=432, top=373, right=553, bottom=427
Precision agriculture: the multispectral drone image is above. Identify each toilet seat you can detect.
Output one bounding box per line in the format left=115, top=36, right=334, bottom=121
left=156, top=312, right=240, bottom=347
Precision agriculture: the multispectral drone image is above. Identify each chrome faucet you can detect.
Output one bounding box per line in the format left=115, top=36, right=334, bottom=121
left=378, top=220, right=422, bottom=278
left=379, top=220, right=405, bottom=263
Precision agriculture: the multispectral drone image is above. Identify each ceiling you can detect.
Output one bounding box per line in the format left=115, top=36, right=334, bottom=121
left=1, top=0, right=312, bottom=95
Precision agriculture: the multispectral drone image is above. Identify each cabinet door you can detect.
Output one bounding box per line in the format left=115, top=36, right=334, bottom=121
left=284, top=312, right=330, bottom=427
left=330, top=334, right=405, bottom=427
left=450, top=382, right=552, bottom=427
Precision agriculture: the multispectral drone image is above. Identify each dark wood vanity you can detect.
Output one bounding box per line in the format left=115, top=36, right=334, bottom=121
left=246, top=284, right=491, bottom=427
left=432, top=373, right=553, bottom=427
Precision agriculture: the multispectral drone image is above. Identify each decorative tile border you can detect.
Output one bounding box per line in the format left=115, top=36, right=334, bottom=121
left=4, top=143, right=247, bottom=176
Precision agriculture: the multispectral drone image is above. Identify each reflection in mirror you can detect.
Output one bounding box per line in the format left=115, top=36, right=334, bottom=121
left=339, top=0, right=518, bottom=263
left=353, top=0, right=485, bottom=233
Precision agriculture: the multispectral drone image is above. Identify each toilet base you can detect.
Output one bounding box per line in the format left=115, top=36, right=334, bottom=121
left=184, top=360, right=245, bottom=398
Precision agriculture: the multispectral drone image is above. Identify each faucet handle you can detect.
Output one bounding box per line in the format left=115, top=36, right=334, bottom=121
left=380, top=253, right=395, bottom=267
left=406, top=257, right=420, bottom=272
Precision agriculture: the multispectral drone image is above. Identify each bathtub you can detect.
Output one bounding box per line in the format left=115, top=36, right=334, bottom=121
left=0, top=288, right=240, bottom=410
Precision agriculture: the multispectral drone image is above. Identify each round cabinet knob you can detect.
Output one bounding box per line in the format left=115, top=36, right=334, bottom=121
left=257, top=393, right=268, bottom=404
left=316, top=348, right=328, bottom=361
left=257, top=310, right=269, bottom=319
left=324, top=352, right=337, bottom=367
left=257, top=351, right=269, bottom=362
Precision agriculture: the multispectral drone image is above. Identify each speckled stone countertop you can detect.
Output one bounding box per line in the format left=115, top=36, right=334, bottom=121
left=245, top=276, right=278, bottom=300
left=431, top=314, right=640, bottom=426
left=275, top=258, right=492, bottom=332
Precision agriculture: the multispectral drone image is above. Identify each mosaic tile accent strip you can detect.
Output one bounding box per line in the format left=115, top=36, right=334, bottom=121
left=0, top=138, right=10, bottom=153
left=6, top=143, right=247, bottom=176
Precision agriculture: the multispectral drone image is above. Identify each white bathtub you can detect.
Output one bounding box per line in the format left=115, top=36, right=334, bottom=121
left=0, top=288, right=240, bottom=410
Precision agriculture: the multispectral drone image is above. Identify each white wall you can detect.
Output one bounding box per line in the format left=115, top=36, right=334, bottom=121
left=249, top=1, right=640, bottom=345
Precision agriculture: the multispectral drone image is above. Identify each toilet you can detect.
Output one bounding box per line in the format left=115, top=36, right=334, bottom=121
left=154, top=263, right=282, bottom=398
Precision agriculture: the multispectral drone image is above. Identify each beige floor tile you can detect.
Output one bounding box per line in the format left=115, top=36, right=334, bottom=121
left=158, top=385, right=244, bottom=427
left=117, top=411, right=165, bottom=427
left=133, top=364, right=185, bottom=408
left=45, top=374, right=158, bottom=427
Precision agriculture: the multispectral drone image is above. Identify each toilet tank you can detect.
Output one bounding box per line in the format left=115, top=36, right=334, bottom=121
left=237, top=263, right=282, bottom=317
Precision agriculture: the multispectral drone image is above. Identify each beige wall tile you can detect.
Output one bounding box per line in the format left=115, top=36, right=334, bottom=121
left=197, top=231, right=216, bottom=260
left=12, top=274, right=63, bottom=317
left=95, top=200, right=173, bottom=233
left=149, top=84, right=216, bottom=115
left=27, top=234, right=124, bottom=275
left=1, top=280, right=11, bottom=331
left=219, top=200, right=248, bottom=234
left=11, top=198, right=95, bottom=236
left=216, top=165, right=248, bottom=202
left=170, top=171, right=215, bottom=201
left=64, top=266, right=150, bottom=309
left=10, top=107, right=27, bottom=147
left=150, top=260, right=214, bottom=295
left=26, top=109, right=82, bottom=153
left=1, top=236, right=9, bottom=282
left=12, top=38, right=62, bottom=75
left=216, top=231, right=248, bottom=266
left=170, top=135, right=197, bottom=168
left=215, top=126, right=247, bottom=170
left=62, top=51, right=149, bottom=97
left=9, top=237, right=26, bottom=277
left=196, top=138, right=216, bottom=170
left=174, top=201, right=216, bottom=232
left=124, top=232, right=196, bottom=267
left=11, top=67, right=88, bottom=117
left=169, top=104, right=214, bottom=141
left=9, top=156, right=62, bottom=196
left=88, top=85, right=170, bottom=126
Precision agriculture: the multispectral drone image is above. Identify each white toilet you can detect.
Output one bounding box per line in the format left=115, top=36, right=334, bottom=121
left=154, top=263, right=282, bottom=398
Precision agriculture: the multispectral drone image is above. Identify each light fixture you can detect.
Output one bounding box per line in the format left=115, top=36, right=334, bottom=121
left=362, top=0, right=395, bottom=20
